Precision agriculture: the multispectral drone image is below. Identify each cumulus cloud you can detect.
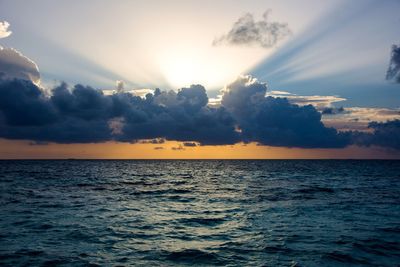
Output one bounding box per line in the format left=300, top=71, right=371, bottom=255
left=386, top=44, right=400, bottom=83
left=0, top=21, right=12, bottom=39
left=366, top=120, right=400, bottom=149
left=354, top=120, right=400, bottom=150
left=0, top=79, right=240, bottom=145
left=0, top=80, right=113, bottom=143
left=0, top=72, right=399, bottom=150
left=0, top=47, right=40, bottom=85
left=116, top=80, right=124, bottom=93
left=221, top=75, right=351, bottom=148
left=213, top=10, right=291, bottom=48
left=0, top=79, right=56, bottom=127
left=118, top=85, right=240, bottom=145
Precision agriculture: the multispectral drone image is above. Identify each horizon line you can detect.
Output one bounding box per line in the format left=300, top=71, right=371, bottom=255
left=0, top=158, right=399, bottom=161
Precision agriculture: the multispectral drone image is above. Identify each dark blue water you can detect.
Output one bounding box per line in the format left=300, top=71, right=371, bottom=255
left=0, top=160, right=399, bottom=266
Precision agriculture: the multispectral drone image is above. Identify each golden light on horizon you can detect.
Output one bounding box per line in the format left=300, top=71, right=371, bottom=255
left=1, top=139, right=399, bottom=160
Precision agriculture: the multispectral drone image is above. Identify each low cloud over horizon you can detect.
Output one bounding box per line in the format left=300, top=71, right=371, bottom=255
left=0, top=73, right=399, bottom=150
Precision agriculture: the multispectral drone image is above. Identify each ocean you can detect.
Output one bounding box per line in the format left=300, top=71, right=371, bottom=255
left=0, top=160, right=399, bottom=266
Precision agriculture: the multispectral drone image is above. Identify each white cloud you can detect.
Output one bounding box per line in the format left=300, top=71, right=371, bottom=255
left=116, top=80, right=124, bottom=92
left=0, top=21, right=12, bottom=39
left=267, top=90, right=346, bottom=109
left=0, top=47, right=40, bottom=85
left=102, top=88, right=153, bottom=98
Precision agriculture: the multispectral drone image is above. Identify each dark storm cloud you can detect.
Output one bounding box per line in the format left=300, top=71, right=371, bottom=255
left=386, top=44, right=400, bottom=83
left=0, top=79, right=56, bottom=126
left=1, top=75, right=399, bottom=150
left=0, top=80, right=113, bottom=143
left=115, top=85, right=240, bottom=145
left=51, top=83, right=113, bottom=120
left=354, top=120, right=400, bottom=150
left=0, top=78, right=240, bottom=145
left=213, top=10, right=291, bottom=48
left=222, top=76, right=351, bottom=148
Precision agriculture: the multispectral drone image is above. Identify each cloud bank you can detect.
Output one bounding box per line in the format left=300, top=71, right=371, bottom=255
left=0, top=79, right=240, bottom=145
left=386, top=44, right=400, bottom=83
left=0, top=70, right=398, bottom=149
left=213, top=10, right=291, bottom=48
left=356, top=120, right=400, bottom=150
left=0, top=21, right=12, bottom=39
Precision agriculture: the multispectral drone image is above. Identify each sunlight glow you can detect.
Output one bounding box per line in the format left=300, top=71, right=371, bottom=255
left=2, top=1, right=341, bottom=90
left=160, top=48, right=243, bottom=89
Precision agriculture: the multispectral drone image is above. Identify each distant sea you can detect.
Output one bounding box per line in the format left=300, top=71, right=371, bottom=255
left=0, top=160, right=399, bottom=266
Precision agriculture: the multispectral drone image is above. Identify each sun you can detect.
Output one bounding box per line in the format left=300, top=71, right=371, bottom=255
left=160, top=48, right=230, bottom=90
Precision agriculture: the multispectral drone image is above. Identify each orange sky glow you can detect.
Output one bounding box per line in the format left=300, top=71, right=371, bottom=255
left=1, top=139, right=399, bottom=159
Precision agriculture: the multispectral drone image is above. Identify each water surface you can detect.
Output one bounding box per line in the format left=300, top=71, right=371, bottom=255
left=0, top=160, right=399, bottom=266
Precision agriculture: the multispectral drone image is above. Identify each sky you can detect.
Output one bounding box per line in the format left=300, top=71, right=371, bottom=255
left=0, top=0, right=399, bottom=159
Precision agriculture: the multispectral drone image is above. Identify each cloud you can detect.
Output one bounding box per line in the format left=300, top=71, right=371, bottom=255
left=183, top=142, right=197, bottom=147
left=0, top=21, right=12, bottom=39
left=117, top=85, right=241, bottom=145
left=0, top=74, right=399, bottom=150
left=386, top=44, right=400, bottom=83
left=0, top=79, right=240, bottom=145
left=0, top=79, right=56, bottom=127
left=0, top=80, right=113, bottom=143
left=354, top=120, right=400, bottom=150
left=321, top=107, right=345, bottom=115
left=213, top=10, right=291, bottom=48
left=322, top=107, right=400, bottom=132
left=171, top=145, right=185, bottom=151
left=0, top=47, right=40, bottom=85
left=211, top=90, right=346, bottom=111
left=116, top=80, right=124, bottom=93
left=267, top=90, right=346, bottom=110
left=221, top=75, right=351, bottom=148
left=139, top=138, right=166, bottom=144
left=285, top=95, right=346, bottom=109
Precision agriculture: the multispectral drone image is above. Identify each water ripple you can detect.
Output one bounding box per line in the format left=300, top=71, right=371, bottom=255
left=0, top=160, right=399, bottom=266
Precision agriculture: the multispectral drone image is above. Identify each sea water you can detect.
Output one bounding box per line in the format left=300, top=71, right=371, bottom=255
left=0, top=160, right=399, bottom=266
